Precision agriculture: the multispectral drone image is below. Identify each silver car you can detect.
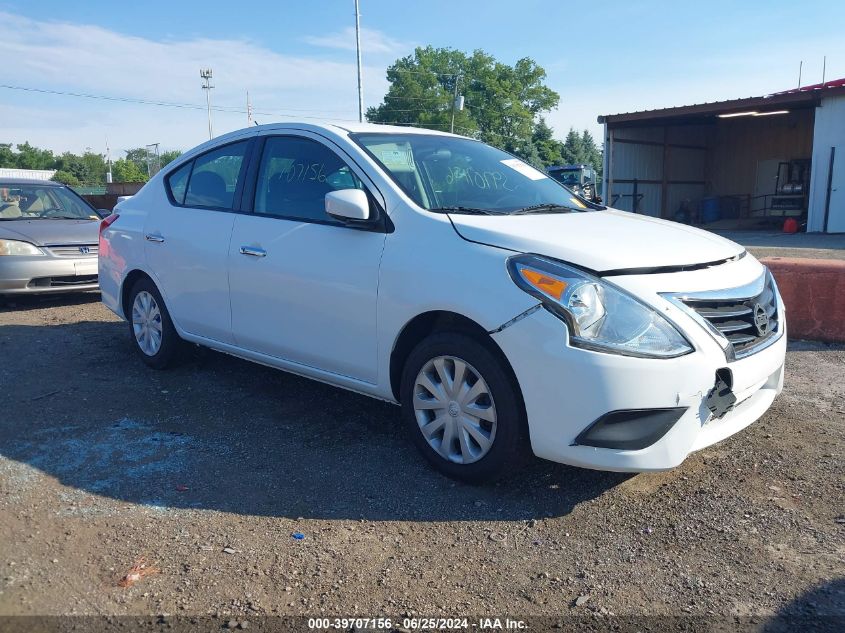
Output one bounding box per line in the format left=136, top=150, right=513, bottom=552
left=0, top=178, right=108, bottom=296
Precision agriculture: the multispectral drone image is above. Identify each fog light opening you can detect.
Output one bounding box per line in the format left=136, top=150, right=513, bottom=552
left=573, top=407, right=687, bottom=451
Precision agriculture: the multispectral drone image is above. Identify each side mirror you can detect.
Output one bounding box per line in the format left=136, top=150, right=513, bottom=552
left=325, top=189, right=371, bottom=222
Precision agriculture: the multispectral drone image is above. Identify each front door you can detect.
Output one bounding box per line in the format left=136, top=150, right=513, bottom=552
left=228, top=134, right=386, bottom=383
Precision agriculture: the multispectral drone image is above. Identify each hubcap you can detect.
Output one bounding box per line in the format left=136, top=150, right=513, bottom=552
left=131, top=291, right=163, bottom=356
left=412, top=356, right=497, bottom=464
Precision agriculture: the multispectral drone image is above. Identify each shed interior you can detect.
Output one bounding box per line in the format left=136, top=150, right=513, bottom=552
left=602, top=95, right=818, bottom=229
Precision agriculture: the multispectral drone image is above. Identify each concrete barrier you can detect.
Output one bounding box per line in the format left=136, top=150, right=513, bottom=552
left=761, top=257, right=845, bottom=343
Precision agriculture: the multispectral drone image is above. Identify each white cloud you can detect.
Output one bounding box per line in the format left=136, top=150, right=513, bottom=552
left=0, top=11, right=390, bottom=153
left=303, top=26, right=408, bottom=55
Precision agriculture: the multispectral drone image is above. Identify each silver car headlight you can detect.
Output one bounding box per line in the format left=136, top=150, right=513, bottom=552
left=0, top=239, right=45, bottom=256
left=508, top=254, right=693, bottom=358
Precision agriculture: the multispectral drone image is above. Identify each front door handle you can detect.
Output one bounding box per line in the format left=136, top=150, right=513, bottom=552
left=145, top=233, right=165, bottom=243
left=239, top=246, right=267, bottom=257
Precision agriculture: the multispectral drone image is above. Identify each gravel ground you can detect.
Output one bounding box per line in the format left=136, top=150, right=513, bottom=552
left=0, top=293, right=843, bottom=624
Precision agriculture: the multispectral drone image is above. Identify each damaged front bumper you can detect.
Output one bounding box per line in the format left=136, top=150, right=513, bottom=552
left=491, top=303, right=786, bottom=472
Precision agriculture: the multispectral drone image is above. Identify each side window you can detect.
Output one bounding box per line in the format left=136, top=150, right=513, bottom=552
left=254, top=136, right=364, bottom=222
left=166, top=161, right=192, bottom=205
left=184, top=141, right=249, bottom=209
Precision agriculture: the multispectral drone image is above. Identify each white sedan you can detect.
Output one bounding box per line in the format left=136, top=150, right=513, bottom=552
left=99, top=122, right=786, bottom=482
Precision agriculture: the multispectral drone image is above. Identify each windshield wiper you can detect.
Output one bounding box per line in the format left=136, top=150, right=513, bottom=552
left=27, top=215, right=86, bottom=220
left=509, top=203, right=579, bottom=215
left=430, top=206, right=498, bottom=215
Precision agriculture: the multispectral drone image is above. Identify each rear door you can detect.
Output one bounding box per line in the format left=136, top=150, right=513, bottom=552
left=143, top=139, right=251, bottom=344
left=227, top=133, right=387, bottom=383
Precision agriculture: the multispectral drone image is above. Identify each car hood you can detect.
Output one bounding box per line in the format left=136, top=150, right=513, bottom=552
left=448, top=209, right=745, bottom=273
left=0, top=219, right=100, bottom=246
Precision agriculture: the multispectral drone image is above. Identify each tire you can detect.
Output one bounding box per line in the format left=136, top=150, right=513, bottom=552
left=400, top=332, right=527, bottom=483
left=127, top=277, right=182, bottom=369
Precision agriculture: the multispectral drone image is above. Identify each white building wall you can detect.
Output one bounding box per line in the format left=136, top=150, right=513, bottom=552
left=807, top=94, right=845, bottom=232
left=0, top=168, right=56, bottom=181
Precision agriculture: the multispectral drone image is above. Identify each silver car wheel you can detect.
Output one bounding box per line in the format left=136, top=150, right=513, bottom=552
left=413, top=355, right=497, bottom=464
left=131, top=291, right=163, bottom=357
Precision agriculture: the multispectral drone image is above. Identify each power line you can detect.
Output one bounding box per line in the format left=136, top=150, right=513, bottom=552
left=383, top=95, right=442, bottom=102
left=388, top=68, right=458, bottom=78
left=0, top=84, right=361, bottom=121
left=0, top=83, right=478, bottom=134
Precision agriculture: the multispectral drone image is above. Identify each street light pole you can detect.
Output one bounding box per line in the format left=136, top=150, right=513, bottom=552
left=450, top=75, right=464, bottom=134
left=200, top=68, right=214, bottom=139
left=354, top=0, right=364, bottom=122
left=450, top=75, right=459, bottom=134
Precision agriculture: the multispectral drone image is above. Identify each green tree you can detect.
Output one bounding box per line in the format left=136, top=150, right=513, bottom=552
left=531, top=117, right=563, bottom=166
left=580, top=130, right=603, bottom=177
left=0, top=143, right=16, bottom=168
left=160, top=150, right=183, bottom=167
left=111, top=158, right=148, bottom=183
left=14, top=142, right=55, bottom=170
left=559, top=128, right=603, bottom=178
left=51, top=170, right=81, bottom=186
left=124, top=148, right=152, bottom=177
left=367, top=47, right=559, bottom=164
left=560, top=128, right=585, bottom=165
left=55, top=151, right=107, bottom=185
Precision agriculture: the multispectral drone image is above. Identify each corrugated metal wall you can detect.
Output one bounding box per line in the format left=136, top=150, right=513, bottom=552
left=605, top=125, right=709, bottom=218
left=709, top=112, right=814, bottom=196
left=605, top=113, right=815, bottom=224
left=807, top=94, right=845, bottom=232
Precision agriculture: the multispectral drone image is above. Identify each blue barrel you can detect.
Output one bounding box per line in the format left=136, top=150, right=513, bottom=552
left=701, top=197, right=721, bottom=224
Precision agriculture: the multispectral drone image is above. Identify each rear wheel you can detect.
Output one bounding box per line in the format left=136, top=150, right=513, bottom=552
left=127, top=277, right=181, bottom=369
left=400, top=332, right=526, bottom=483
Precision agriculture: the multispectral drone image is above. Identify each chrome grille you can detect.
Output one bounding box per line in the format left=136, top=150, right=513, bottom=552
left=46, top=244, right=98, bottom=257
left=679, top=274, right=779, bottom=359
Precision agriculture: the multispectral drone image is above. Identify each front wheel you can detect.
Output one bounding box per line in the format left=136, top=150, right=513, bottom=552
left=127, top=277, right=182, bottom=369
left=400, top=332, right=527, bottom=483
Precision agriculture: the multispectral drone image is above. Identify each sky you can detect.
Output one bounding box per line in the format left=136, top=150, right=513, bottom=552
left=1, top=0, right=843, bottom=156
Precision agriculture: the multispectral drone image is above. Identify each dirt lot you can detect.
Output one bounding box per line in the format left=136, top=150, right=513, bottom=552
left=0, top=294, right=843, bottom=625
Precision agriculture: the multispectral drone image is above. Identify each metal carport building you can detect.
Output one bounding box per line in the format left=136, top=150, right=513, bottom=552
left=598, top=78, right=845, bottom=233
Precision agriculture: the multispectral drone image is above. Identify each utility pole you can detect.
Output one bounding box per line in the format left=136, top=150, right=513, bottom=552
left=145, top=143, right=160, bottom=178
left=247, top=90, right=254, bottom=127
left=354, top=0, right=364, bottom=122
left=105, top=137, right=113, bottom=184
left=200, top=68, right=214, bottom=139
left=798, top=60, right=803, bottom=89
left=450, top=75, right=464, bottom=134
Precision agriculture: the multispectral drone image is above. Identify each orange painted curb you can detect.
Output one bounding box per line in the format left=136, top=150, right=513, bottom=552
left=760, top=257, right=845, bottom=343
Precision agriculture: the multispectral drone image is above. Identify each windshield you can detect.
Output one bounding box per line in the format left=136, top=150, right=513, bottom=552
left=549, top=169, right=581, bottom=186
left=353, top=133, right=600, bottom=214
left=0, top=184, right=97, bottom=220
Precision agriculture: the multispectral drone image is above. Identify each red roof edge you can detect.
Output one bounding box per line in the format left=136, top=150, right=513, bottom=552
left=774, top=77, right=845, bottom=95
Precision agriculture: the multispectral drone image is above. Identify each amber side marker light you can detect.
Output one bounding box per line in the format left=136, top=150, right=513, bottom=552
left=519, top=267, right=567, bottom=300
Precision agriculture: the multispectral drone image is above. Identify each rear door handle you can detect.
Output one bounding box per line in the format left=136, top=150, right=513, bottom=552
left=239, top=246, right=266, bottom=257
left=145, top=233, right=165, bottom=243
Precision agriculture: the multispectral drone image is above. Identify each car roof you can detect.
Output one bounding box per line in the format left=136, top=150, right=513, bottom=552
left=253, top=120, right=459, bottom=137
left=168, top=121, right=471, bottom=171
left=0, top=178, right=65, bottom=187
left=204, top=120, right=462, bottom=148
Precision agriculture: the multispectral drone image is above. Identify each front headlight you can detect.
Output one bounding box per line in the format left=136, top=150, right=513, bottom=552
left=0, top=239, right=45, bottom=256
left=508, top=254, right=693, bottom=358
